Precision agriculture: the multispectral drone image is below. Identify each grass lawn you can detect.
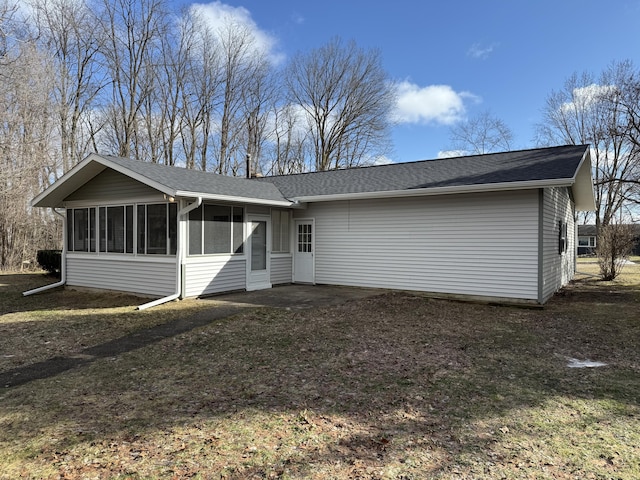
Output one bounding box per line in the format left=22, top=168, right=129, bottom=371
left=1, top=268, right=639, bottom=479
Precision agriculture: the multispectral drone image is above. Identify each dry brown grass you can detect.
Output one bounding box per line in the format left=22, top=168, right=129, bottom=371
left=1, top=269, right=639, bottom=479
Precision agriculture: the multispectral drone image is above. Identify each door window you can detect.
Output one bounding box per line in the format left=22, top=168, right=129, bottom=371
left=297, top=223, right=312, bottom=253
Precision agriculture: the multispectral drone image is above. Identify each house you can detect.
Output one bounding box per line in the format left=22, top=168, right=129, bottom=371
left=577, top=225, right=598, bottom=255
left=578, top=224, right=640, bottom=256
left=25, top=145, right=596, bottom=307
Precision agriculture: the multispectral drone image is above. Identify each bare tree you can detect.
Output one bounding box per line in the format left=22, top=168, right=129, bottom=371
left=176, top=9, right=223, bottom=170
left=0, top=35, right=60, bottom=269
left=596, top=223, right=637, bottom=280
left=536, top=61, right=640, bottom=228
left=213, top=21, right=261, bottom=174
left=98, top=0, right=167, bottom=159
left=617, top=67, right=640, bottom=211
left=285, top=37, right=394, bottom=171
left=448, top=110, right=513, bottom=154
left=237, top=60, right=277, bottom=177
left=30, top=0, right=104, bottom=173
left=266, top=103, right=310, bottom=175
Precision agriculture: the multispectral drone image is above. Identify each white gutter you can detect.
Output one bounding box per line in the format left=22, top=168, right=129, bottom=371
left=137, top=197, right=202, bottom=310
left=175, top=190, right=293, bottom=207
left=290, top=178, right=575, bottom=204
left=23, top=209, right=67, bottom=296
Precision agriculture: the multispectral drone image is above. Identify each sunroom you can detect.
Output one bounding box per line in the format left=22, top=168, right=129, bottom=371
left=26, top=153, right=295, bottom=307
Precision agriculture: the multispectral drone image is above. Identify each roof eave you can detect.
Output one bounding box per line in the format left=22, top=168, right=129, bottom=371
left=175, top=191, right=293, bottom=207
left=571, top=149, right=597, bottom=211
left=290, top=178, right=576, bottom=203
left=32, top=153, right=176, bottom=208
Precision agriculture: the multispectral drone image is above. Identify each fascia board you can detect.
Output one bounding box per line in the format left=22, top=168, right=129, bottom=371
left=571, top=150, right=597, bottom=211
left=32, top=153, right=176, bottom=208
left=176, top=190, right=293, bottom=207
left=290, top=178, right=574, bottom=203
left=32, top=154, right=105, bottom=207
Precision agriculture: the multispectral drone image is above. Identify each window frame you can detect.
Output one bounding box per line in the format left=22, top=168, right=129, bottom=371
left=271, top=209, right=291, bottom=254
left=558, top=220, right=568, bottom=254
left=187, top=203, right=244, bottom=256
left=65, top=202, right=177, bottom=256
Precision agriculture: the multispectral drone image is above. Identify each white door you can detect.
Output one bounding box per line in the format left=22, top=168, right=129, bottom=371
left=246, top=216, right=271, bottom=291
left=294, top=219, right=314, bottom=284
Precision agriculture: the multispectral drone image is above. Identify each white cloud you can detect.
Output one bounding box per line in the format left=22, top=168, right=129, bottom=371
left=437, top=149, right=468, bottom=159
left=190, top=1, right=285, bottom=65
left=561, top=84, right=618, bottom=113
left=391, top=81, right=480, bottom=125
left=372, top=155, right=394, bottom=165
left=467, top=42, right=498, bottom=60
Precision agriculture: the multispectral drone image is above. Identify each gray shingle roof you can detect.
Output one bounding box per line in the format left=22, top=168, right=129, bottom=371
left=102, top=155, right=288, bottom=203
left=256, top=145, right=590, bottom=198
left=32, top=144, right=593, bottom=209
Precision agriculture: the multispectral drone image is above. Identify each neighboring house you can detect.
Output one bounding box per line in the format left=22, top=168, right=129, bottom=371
left=578, top=224, right=640, bottom=256
left=26, top=145, right=595, bottom=307
left=577, top=225, right=598, bottom=255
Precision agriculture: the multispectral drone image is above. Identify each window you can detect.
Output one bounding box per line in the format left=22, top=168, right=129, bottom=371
left=89, top=207, right=96, bottom=252
left=140, top=203, right=177, bottom=255
left=232, top=208, right=244, bottom=254
left=106, top=206, right=125, bottom=253
left=298, top=223, right=312, bottom=253
left=272, top=210, right=290, bottom=253
left=67, top=208, right=91, bottom=252
left=188, top=204, right=244, bottom=255
left=137, top=205, right=145, bottom=254
left=66, top=203, right=176, bottom=256
left=205, top=205, right=231, bottom=254
left=558, top=221, right=568, bottom=254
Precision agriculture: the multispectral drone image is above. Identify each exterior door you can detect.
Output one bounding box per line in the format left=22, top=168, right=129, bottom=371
left=294, top=219, right=314, bottom=284
left=246, top=215, right=271, bottom=291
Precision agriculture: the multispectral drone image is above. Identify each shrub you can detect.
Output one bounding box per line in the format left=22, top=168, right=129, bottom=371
left=36, top=250, right=62, bottom=276
left=596, top=224, right=636, bottom=280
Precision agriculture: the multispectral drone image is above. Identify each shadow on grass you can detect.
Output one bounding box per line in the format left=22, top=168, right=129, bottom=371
left=0, top=272, right=148, bottom=315
left=0, top=274, right=639, bottom=478
left=0, top=303, right=244, bottom=388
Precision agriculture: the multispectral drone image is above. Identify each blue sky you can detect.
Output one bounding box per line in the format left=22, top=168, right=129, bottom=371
left=182, top=1, right=640, bottom=162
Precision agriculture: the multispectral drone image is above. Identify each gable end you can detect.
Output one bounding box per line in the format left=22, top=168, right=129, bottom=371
left=64, top=168, right=163, bottom=203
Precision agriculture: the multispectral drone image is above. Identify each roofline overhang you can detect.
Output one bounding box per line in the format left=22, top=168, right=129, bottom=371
left=32, top=153, right=176, bottom=208
left=32, top=153, right=293, bottom=208
left=175, top=191, right=293, bottom=207
left=289, top=178, right=578, bottom=204
left=570, top=149, right=597, bottom=211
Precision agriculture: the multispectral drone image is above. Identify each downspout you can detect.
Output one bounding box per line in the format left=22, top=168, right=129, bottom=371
left=137, top=197, right=202, bottom=310
left=23, top=208, right=67, bottom=296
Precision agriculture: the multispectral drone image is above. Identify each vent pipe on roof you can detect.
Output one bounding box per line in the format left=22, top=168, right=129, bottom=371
left=246, top=153, right=252, bottom=179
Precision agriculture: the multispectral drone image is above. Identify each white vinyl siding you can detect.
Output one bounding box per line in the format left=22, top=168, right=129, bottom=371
left=65, top=169, right=162, bottom=202
left=271, top=255, right=293, bottom=285
left=66, top=255, right=176, bottom=296
left=541, top=187, right=575, bottom=302
left=293, top=190, right=540, bottom=301
left=183, top=257, right=246, bottom=297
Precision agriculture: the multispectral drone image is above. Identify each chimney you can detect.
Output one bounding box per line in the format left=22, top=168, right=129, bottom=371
left=246, top=153, right=252, bottom=179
